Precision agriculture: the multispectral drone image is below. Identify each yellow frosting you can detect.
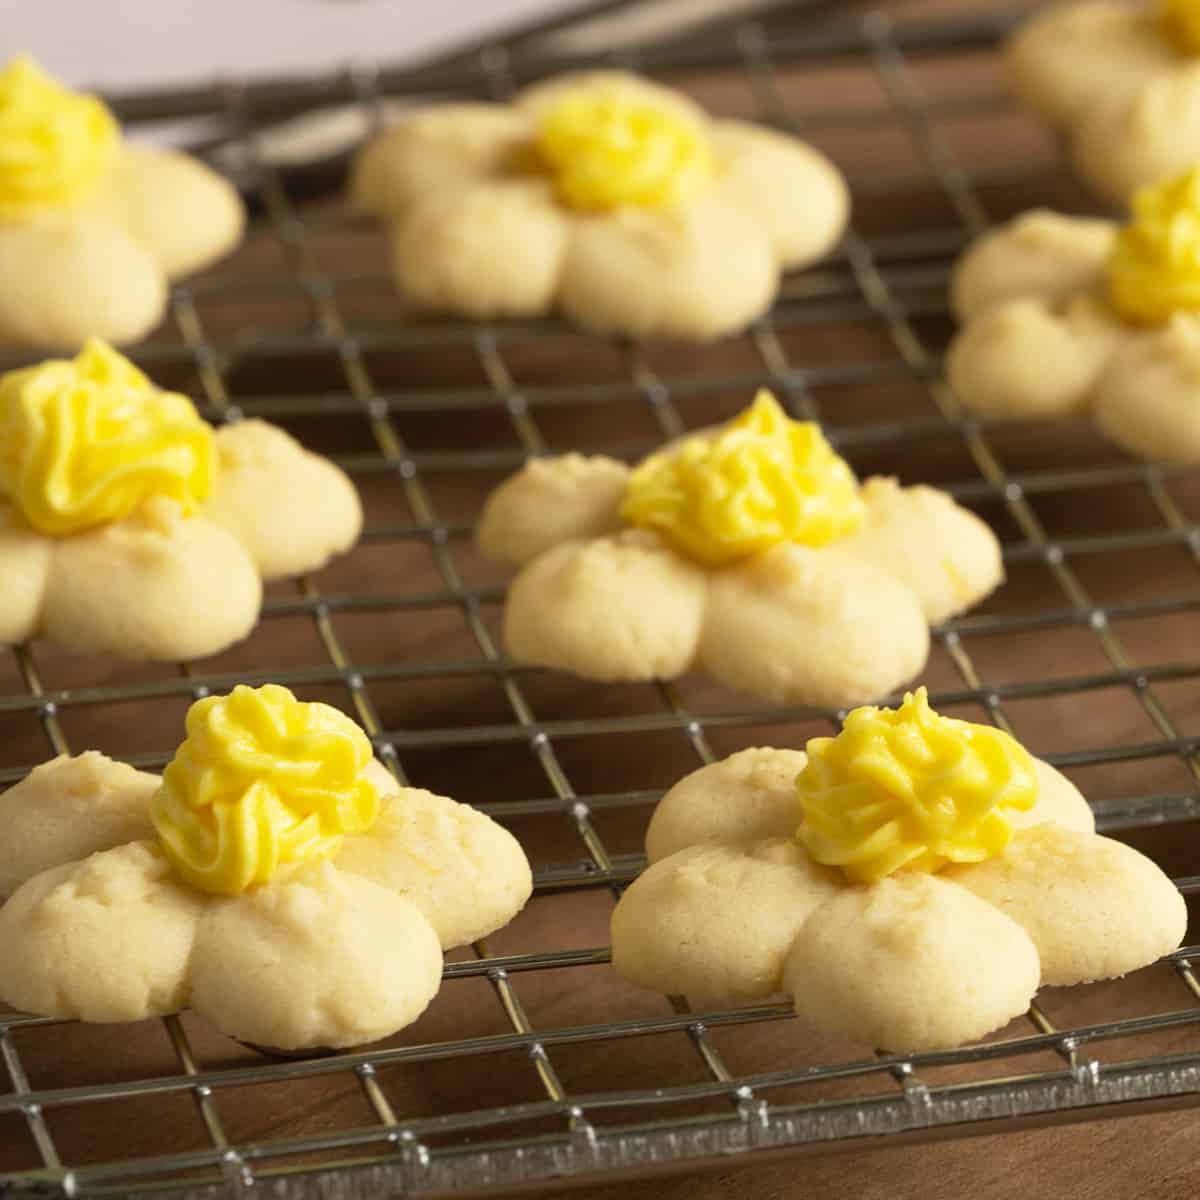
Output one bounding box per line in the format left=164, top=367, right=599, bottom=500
left=151, top=684, right=381, bottom=896
left=797, top=688, right=1038, bottom=884
left=1108, top=166, right=1200, bottom=323
left=620, top=390, right=864, bottom=566
left=0, top=55, right=119, bottom=218
left=1161, top=0, right=1200, bottom=54
left=0, top=339, right=214, bottom=537
left=535, top=82, right=714, bottom=212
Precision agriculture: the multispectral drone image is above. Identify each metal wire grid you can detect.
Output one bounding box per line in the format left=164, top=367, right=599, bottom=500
left=1, top=2, right=1200, bottom=1196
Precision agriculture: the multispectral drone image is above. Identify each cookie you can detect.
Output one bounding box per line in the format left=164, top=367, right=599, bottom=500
left=0, top=685, right=533, bottom=1049
left=0, top=57, right=243, bottom=348
left=610, top=688, right=1184, bottom=1051
left=0, top=341, right=362, bottom=659
left=947, top=168, right=1200, bottom=460
left=480, top=390, right=1002, bottom=707
left=352, top=70, right=848, bottom=340
left=1006, top=2, right=1199, bottom=202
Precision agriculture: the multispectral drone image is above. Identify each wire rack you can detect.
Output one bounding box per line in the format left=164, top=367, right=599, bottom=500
left=3, top=1, right=1200, bottom=1196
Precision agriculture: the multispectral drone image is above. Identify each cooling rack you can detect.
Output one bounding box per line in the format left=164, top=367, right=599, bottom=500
left=3, top=1, right=1200, bottom=1196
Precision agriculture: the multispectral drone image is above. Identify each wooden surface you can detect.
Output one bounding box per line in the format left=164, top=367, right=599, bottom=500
left=3, top=0, right=1200, bottom=1197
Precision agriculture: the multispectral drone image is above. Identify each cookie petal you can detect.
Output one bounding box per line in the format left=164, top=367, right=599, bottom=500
left=1005, top=2, right=1170, bottom=130
left=1094, top=315, right=1200, bottom=462
left=557, top=196, right=777, bottom=339
left=0, top=217, right=165, bottom=349
left=699, top=545, right=929, bottom=707
left=350, top=104, right=532, bottom=217
left=946, top=825, right=1185, bottom=987
left=1072, top=66, right=1200, bottom=204
left=710, top=120, right=848, bottom=269
left=390, top=178, right=569, bottom=319
left=203, top=420, right=362, bottom=580
left=0, top=842, right=204, bottom=1023
left=98, top=147, right=245, bottom=279
left=43, top=502, right=261, bottom=661
left=645, top=747, right=807, bottom=864
left=611, top=840, right=841, bottom=1001
left=946, top=294, right=1122, bottom=420
left=505, top=530, right=707, bottom=682
left=336, top=788, right=532, bottom=949
left=838, top=479, right=1003, bottom=625
left=785, top=872, right=1039, bottom=1051
left=0, top=506, right=51, bottom=646
left=0, top=752, right=158, bottom=898
left=478, top=453, right=630, bottom=569
left=190, top=862, right=443, bottom=1050
left=951, top=210, right=1116, bottom=321
left=1011, top=759, right=1094, bottom=835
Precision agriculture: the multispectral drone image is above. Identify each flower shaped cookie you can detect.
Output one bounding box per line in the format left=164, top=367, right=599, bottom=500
left=0, top=56, right=244, bottom=348
left=0, top=685, right=533, bottom=1050
left=351, top=71, right=848, bottom=340
left=611, top=689, right=1186, bottom=1051
left=0, top=339, right=361, bottom=660
left=1007, top=0, right=1200, bottom=203
left=946, top=167, right=1200, bottom=461
left=478, top=391, right=1003, bottom=708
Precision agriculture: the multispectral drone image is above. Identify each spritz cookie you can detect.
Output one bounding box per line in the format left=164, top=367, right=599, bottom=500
left=947, top=166, right=1200, bottom=461
left=0, top=685, right=532, bottom=1050
left=0, top=339, right=361, bottom=659
left=352, top=71, right=848, bottom=339
left=611, top=688, right=1185, bottom=1051
left=0, top=56, right=243, bottom=348
left=478, top=390, right=1003, bottom=708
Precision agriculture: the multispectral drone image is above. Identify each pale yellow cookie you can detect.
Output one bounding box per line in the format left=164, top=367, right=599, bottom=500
left=0, top=841, right=204, bottom=1023
left=203, top=420, right=363, bottom=580
left=785, top=873, right=1040, bottom=1051
left=951, top=211, right=1116, bottom=322
left=699, top=545, right=930, bottom=707
left=0, top=59, right=245, bottom=349
left=645, top=747, right=808, bottom=864
left=337, top=787, right=533, bottom=949
left=352, top=70, right=848, bottom=341
left=40, top=498, right=262, bottom=661
left=505, top=529, right=708, bottom=682
left=480, top=393, right=999, bottom=705
left=612, top=840, right=841, bottom=1001
left=947, top=825, right=1186, bottom=986
left=612, top=704, right=1180, bottom=1053
left=0, top=344, right=363, bottom=660
left=477, top=453, right=630, bottom=569
left=0, top=752, right=157, bottom=898
left=838, top=478, right=1004, bottom=625
left=189, top=863, right=443, bottom=1050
